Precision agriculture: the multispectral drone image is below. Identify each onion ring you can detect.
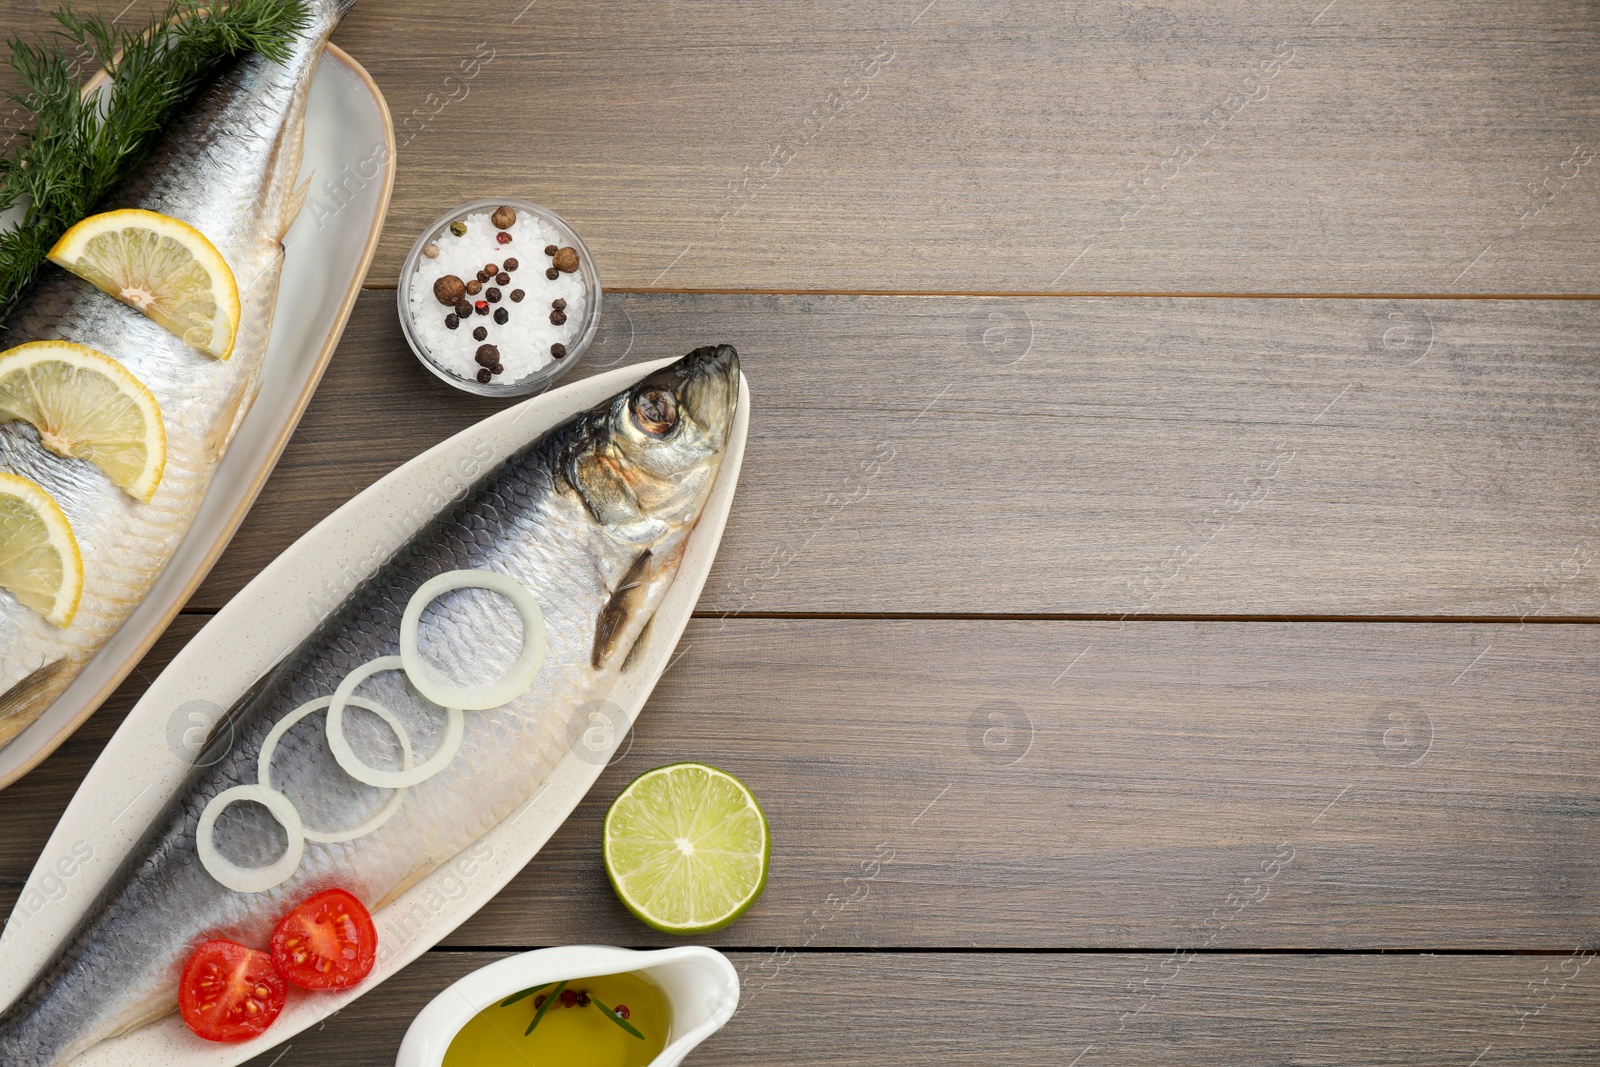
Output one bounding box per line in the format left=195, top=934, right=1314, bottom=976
left=399, top=570, right=546, bottom=711
left=195, top=784, right=305, bottom=894
left=326, top=656, right=464, bottom=789
left=259, top=695, right=414, bottom=843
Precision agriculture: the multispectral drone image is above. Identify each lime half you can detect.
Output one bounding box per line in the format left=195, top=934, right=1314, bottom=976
left=603, top=762, right=770, bottom=935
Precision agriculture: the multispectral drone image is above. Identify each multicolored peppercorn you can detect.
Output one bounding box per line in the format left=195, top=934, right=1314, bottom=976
left=433, top=275, right=466, bottom=306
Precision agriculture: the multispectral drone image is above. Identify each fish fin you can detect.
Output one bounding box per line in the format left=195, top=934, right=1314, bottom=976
left=283, top=174, right=314, bottom=238
left=592, top=551, right=653, bottom=670
left=190, top=654, right=290, bottom=767
left=0, top=659, right=69, bottom=747
left=621, top=616, right=653, bottom=673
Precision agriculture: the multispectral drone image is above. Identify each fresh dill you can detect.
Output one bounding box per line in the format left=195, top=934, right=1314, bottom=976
left=0, top=0, right=309, bottom=317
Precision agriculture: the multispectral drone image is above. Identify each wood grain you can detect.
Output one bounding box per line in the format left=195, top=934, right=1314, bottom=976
left=3, top=1, right=1598, bottom=295
left=325, top=0, right=1600, bottom=295
left=5, top=616, right=1597, bottom=950
left=239, top=950, right=1600, bottom=1067
left=192, top=291, right=1600, bottom=617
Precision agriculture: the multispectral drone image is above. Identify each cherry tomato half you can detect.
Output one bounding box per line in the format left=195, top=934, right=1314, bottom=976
left=178, top=939, right=287, bottom=1042
left=269, top=888, right=378, bottom=990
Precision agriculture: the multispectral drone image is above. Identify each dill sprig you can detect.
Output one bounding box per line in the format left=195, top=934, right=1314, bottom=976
left=0, top=0, right=308, bottom=317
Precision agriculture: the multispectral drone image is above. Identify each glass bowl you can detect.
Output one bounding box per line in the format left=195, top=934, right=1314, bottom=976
left=397, top=197, right=602, bottom=397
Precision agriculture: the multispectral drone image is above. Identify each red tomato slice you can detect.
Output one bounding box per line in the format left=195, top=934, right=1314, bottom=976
left=179, top=939, right=287, bottom=1042
left=269, top=888, right=378, bottom=990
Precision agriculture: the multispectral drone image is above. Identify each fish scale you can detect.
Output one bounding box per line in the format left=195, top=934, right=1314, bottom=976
left=0, top=345, right=740, bottom=1064
left=0, top=0, right=357, bottom=750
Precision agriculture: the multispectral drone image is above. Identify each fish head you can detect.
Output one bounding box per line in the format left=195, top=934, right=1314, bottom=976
left=570, top=345, right=740, bottom=544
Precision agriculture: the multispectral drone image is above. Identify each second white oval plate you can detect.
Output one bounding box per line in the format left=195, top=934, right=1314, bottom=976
left=0, top=357, right=750, bottom=1066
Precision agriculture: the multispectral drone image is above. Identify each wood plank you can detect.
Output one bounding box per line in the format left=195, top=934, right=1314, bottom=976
left=192, top=291, right=1600, bottom=617
left=4, top=1, right=1599, bottom=294
left=240, top=950, right=1600, bottom=1067
left=6, top=617, right=1597, bottom=949
left=325, top=0, right=1600, bottom=295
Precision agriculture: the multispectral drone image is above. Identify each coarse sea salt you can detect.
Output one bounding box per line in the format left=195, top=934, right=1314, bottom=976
left=406, top=209, right=587, bottom=384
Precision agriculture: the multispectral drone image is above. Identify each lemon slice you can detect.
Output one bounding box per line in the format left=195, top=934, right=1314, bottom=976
left=0, top=342, right=166, bottom=502
left=603, top=762, right=771, bottom=935
left=47, top=208, right=239, bottom=359
left=0, top=473, right=83, bottom=628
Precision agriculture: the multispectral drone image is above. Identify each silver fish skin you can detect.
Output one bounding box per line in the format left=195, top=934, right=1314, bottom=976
left=0, top=0, right=358, bottom=750
left=0, top=346, right=742, bottom=1065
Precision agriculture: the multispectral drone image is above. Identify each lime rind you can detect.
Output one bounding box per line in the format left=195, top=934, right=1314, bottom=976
left=603, top=762, right=771, bottom=935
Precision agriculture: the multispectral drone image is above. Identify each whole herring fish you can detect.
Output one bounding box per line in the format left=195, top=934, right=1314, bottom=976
left=0, top=345, right=741, bottom=1063
left=0, top=0, right=360, bottom=750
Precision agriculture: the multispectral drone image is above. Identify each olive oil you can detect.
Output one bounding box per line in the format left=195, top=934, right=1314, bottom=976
left=443, top=970, right=669, bottom=1067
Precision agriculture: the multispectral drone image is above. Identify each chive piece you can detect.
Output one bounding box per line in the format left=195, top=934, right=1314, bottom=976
left=500, top=982, right=552, bottom=1007
left=591, top=996, right=645, bottom=1040
left=524, top=980, right=566, bottom=1036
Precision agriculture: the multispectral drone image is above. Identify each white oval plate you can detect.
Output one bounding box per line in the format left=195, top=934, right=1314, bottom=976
left=0, top=45, right=397, bottom=791
left=0, top=358, right=750, bottom=1065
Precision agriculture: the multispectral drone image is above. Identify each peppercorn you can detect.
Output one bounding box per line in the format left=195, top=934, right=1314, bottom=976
left=544, top=244, right=558, bottom=256
left=496, top=231, right=512, bottom=245
left=560, top=989, right=578, bottom=1008
left=494, top=307, right=509, bottom=324
left=475, top=300, right=489, bottom=315
left=510, top=289, right=525, bottom=302
left=476, top=368, right=491, bottom=383
left=444, top=313, right=459, bottom=329
left=614, top=1004, right=630, bottom=1020
left=455, top=299, right=473, bottom=317
left=487, top=287, right=501, bottom=303
left=551, top=298, right=567, bottom=310
left=552, top=246, right=579, bottom=273
left=546, top=267, right=559, bottom=280
left=550, top=309, right=567, bottom=325
left=476, top=343, right=499, bottom=365
left=550, top=342, right=566, bottom=358
left=495, top=272, right=510, bottom=286
left=465, top=279, right=483, bottom=295
left=475, top=270, right=489, bottom=283
left=449, top=221, right=467, bottom=237
left=433, top=274, right=466, bottom=306
left=473, top=325, right=487, bottom=341
left=491, top=205, right=517, bottom=229
left=484, top=262, right=498, bottom=276
left=503, top=257, right=519, bottom=271
left=491, top=362, right=504, bottom=375
left=534, top=995, right=546, bottom=1009
left=575, top=991, right=591, bottom=1007
left=423, top=242, right=440, bottom=258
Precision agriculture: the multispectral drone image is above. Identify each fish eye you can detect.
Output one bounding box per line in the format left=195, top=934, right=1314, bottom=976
left=631, top=387, right=679, bottom=437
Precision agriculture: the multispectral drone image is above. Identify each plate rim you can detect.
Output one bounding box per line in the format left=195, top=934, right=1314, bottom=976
left=0, top=44, right=397, bottom=792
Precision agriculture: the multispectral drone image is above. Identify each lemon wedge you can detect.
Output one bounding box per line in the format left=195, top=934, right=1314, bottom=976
left=0, top=342, right=167, bottom=502
left=47, top=208, right=239, bottom=359
left=0, top=472, right=83, bottom=628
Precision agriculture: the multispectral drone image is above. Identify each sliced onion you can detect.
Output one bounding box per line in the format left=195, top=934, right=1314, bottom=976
left=326, top=656, right=464, bottom=789
left=399, top=570, right=546, bottom=711
left=259, top=695, right=414, bottom=844
left=196, top=784, right=305, bottom=894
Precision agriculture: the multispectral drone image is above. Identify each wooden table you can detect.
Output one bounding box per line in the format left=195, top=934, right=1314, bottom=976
left=4, top=1, right=1600, bottom=1063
